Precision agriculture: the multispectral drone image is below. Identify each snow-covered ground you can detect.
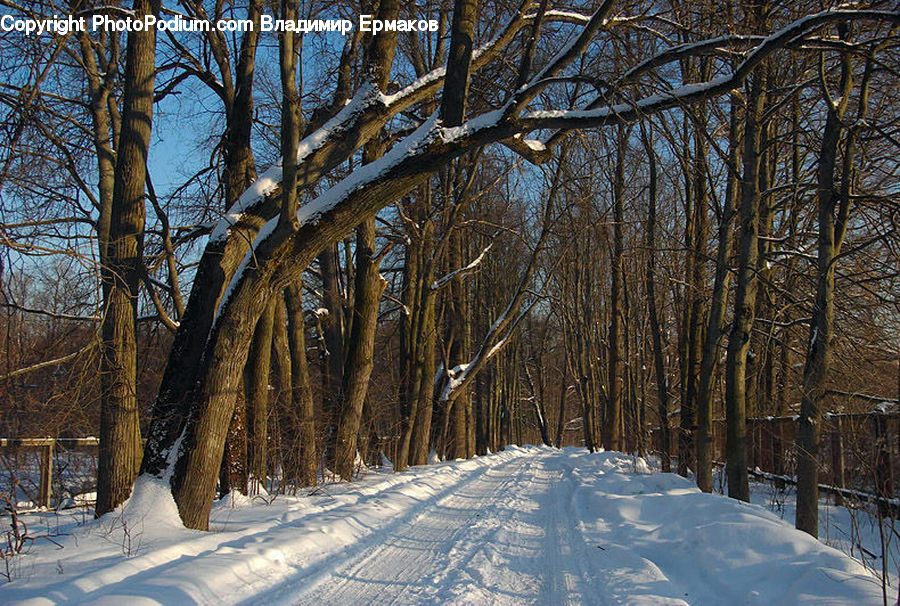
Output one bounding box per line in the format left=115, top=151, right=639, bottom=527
left=741, top=468, right=900, bottom=595
left=0, top=446, right=892, bottom=604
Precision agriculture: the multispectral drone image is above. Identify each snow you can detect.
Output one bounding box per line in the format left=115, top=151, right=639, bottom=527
left=214, top=112, right=444, bottom=326
left=431, top=242, right=492, bottom=290
left=294, top=112, right=438, bottom=225
left=379, top=67, right=446, bottom=107
left=541, top=9, right=592, bottom=24
left=208, top=165, right=282, bottom=243
left=440, top=108, right=506, bottom=143
left=117, top=476, right=185, bottom=532
left=1, top=447, right=888, bottom=604
left=440, top=362, right=472, bottom=401
left=737, top=467, right=900, bottom=593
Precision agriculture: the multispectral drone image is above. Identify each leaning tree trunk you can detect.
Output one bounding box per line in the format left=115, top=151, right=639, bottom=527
left=331, top=0, right=399, bottom=480
left=96, top=0, right=159, bottom=517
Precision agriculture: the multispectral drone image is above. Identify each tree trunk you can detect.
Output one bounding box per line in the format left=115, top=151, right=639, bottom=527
left=219, top=383, right=247, bottom=495
left=641, top=125, right=671, bottom=472
left=270, top=297, right=292, bottom=486
left=797, top=30, right=857, bottom=535
left=447, top=227, right=472, bottom=458
left=724, top=66, right=765, bottom=503
left=245, top=298, right=275, bottom=494
left=682, top=122, right=708, bottom=475
left=554, top=347, right=568, bottom=448
left=330, top=0, right=400, bottom=479
left=96, top=0, right=159, bottom=516
left=222, top=0, right=262, bottom=208
left=318, top=244, right=346, bottom=423
left=286, top=282, right=318, bottom=487
left=695, top=96, right=740, bottom=492
left=333, top=218, right=386, bottom=480
left=409, top=279, right=437, bottom=466
left=605, top=125, right=625, bottom=453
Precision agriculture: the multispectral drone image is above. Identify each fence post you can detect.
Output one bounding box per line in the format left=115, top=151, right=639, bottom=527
left=39, top=441, right=54, bottom=509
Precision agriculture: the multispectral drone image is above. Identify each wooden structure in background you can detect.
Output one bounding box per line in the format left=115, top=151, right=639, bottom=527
left=0, top=438, right=99, bottom=508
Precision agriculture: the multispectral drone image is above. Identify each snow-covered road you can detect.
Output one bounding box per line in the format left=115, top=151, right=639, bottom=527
left=3, top=447, right=887, bottom=605
left=263, top=453, right=597, bottom=605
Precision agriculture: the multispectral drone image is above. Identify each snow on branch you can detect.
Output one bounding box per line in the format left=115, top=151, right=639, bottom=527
left=517, top=9, right=899, bottom=134
left=431, top=241, right=493, bottom=291
left=207, top=5, right=587, bottom=246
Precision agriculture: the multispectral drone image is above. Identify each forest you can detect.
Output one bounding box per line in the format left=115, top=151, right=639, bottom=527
left=0, top=0, right=897, bottom=547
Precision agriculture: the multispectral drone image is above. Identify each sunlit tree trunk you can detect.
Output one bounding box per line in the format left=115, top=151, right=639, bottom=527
left=96, top=0, right=159, bottom=516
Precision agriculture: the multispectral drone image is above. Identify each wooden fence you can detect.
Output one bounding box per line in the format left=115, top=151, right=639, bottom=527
left=0, top=437, right=99, bottom=509
left=656, top=412, right=899, bottom=510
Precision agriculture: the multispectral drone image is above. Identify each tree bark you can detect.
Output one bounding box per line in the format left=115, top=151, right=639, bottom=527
left=724, top=65, right=765, bottom=503
left=333, top=219, right=386, bottom=479
left=96, top=0, right=159, bottom=516
left=640, top=125, right=671, bottom=472
left=286, top=282, right=318, bottom=487
left=447, top=228, right=472, bottom=458
left=222, top=0, right=263, bottom=208
left=695, top=96, right=740, bottom=492
left=219, top=382, right=247, bottom=495
left=605, top=125, right=626, bottom=453
left=245, top=298, right=275, bottom=494
left=797, top=28, right=858, bottom=536
left=331, top=0, right=399, bottom=479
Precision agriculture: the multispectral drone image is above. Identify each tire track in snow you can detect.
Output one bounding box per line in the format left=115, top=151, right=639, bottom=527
left=268, top=454, right=544, bottom=605
left=268, top=449, right=630, bottom=605
left=537, top=455, right=609, bottom=605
